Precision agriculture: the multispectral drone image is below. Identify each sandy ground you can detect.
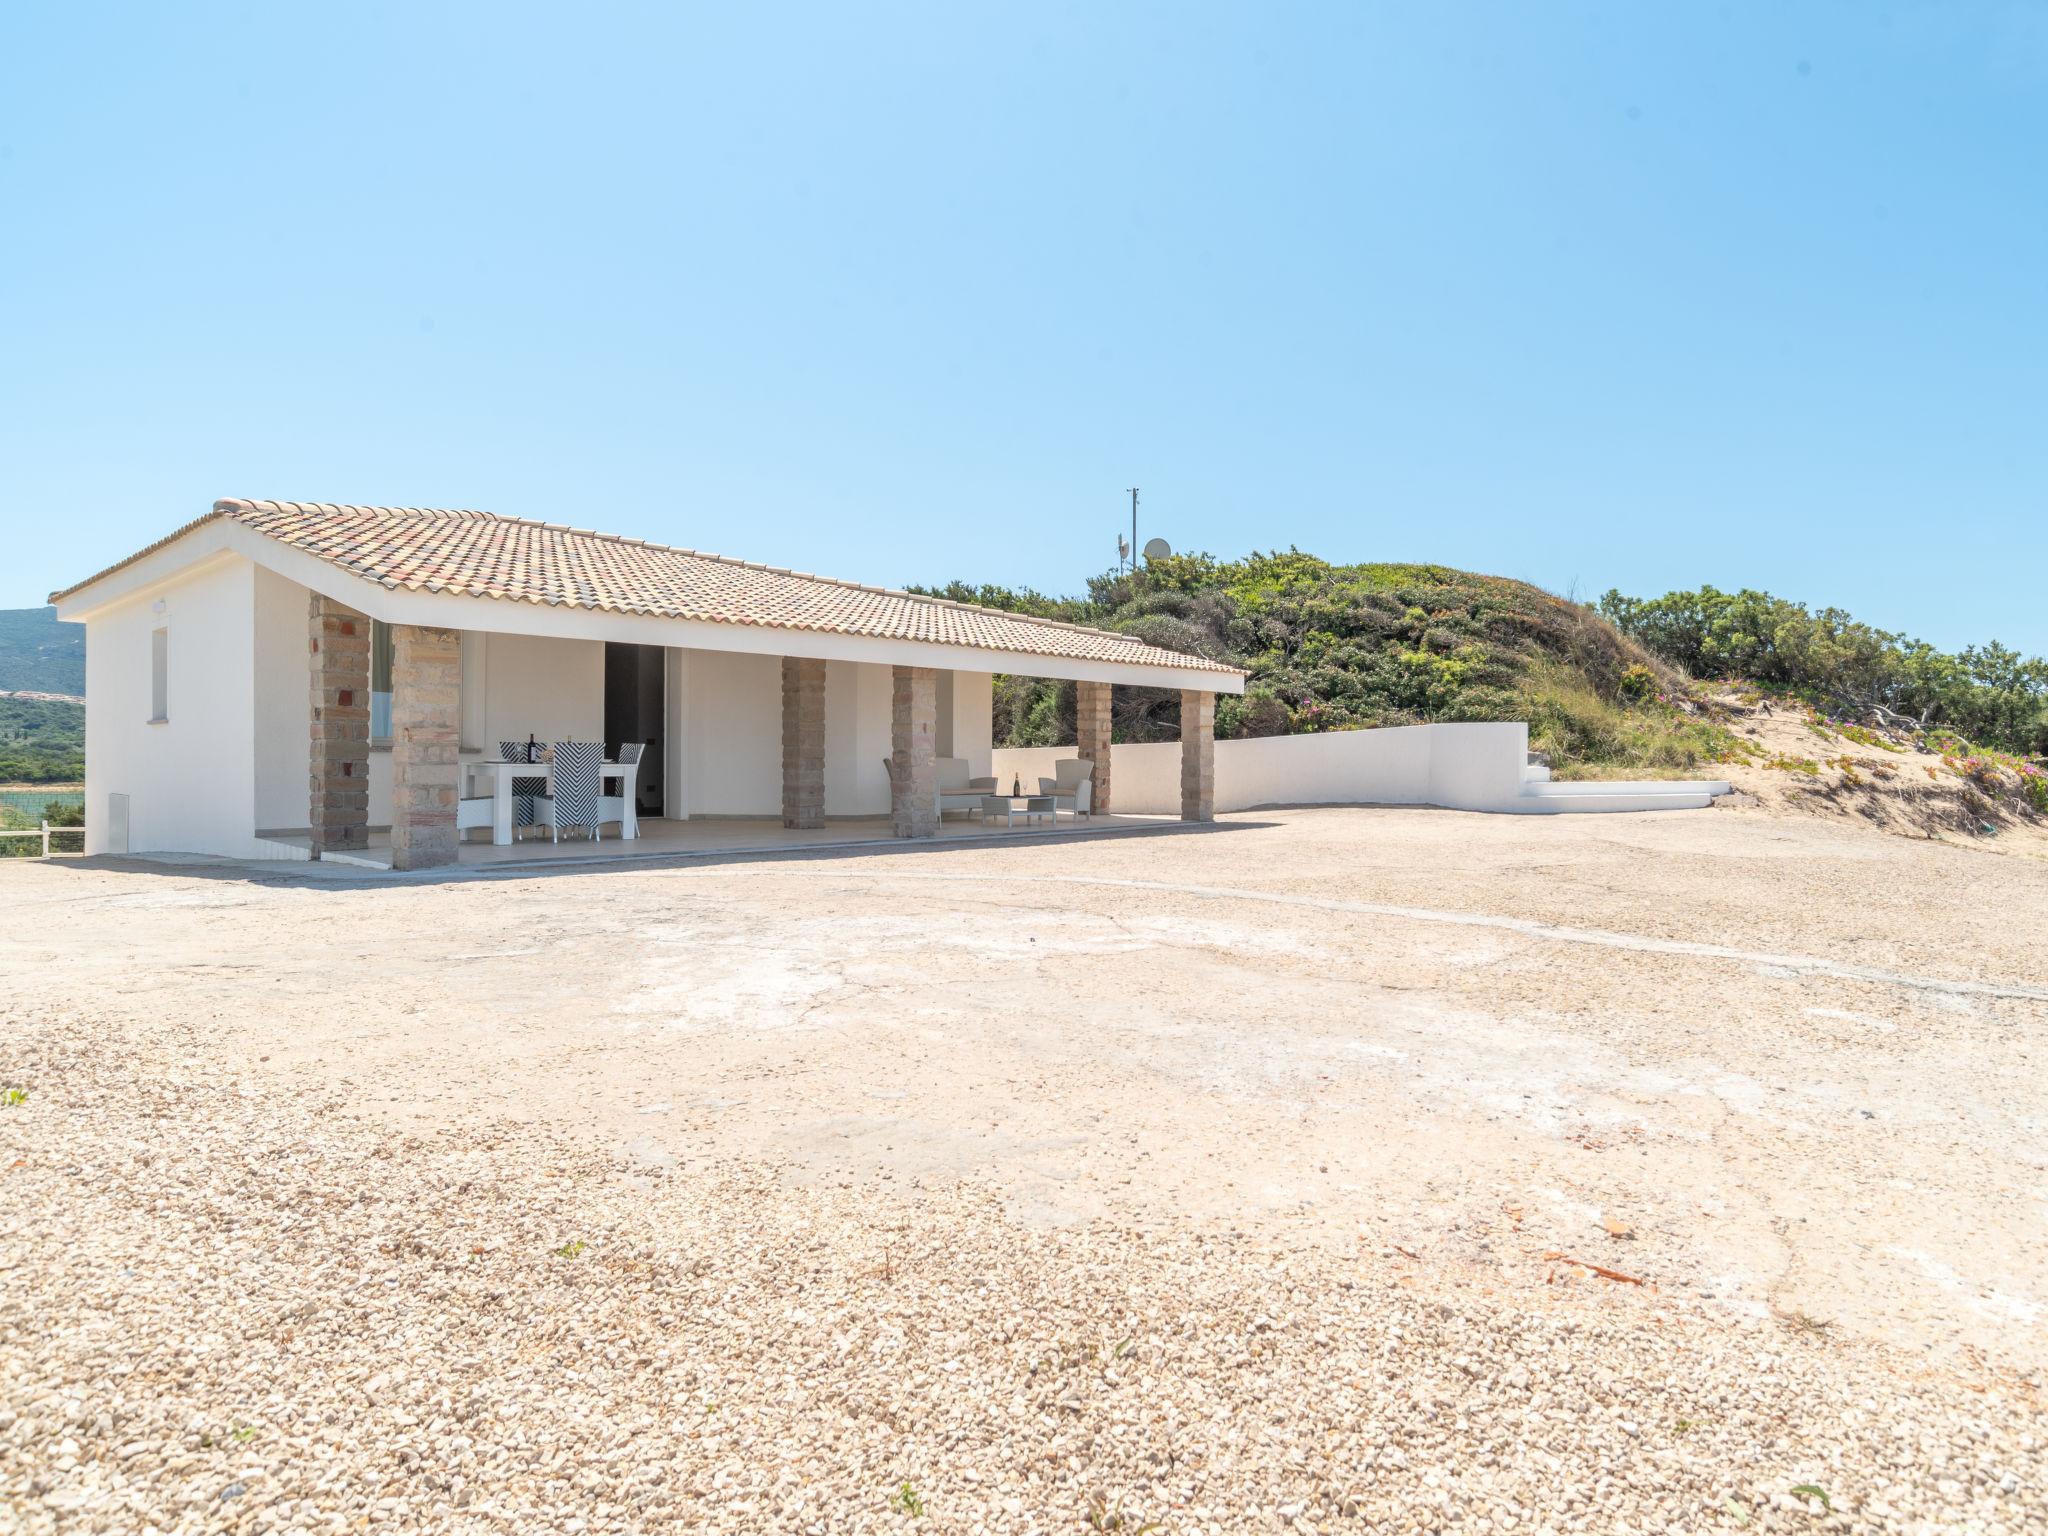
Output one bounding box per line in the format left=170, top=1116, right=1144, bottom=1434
left=3, top=806, right=2045, bottom=1532
left=1705, top=693, right=2048, bottom=861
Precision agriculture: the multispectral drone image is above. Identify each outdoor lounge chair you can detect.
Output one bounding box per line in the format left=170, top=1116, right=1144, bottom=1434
left=1038, top=758, right=1094, bottom=819
left=937, top=756, right=998, bottom=817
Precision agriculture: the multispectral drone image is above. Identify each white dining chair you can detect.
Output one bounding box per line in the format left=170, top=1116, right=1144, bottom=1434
left=497, top=740, right=544, bottom=837
left=599, top=743, right=644, bottom=838
left=533, top=743, right=603, bottom=841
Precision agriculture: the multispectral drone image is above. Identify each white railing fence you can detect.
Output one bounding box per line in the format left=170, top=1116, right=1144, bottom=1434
left=0, top=822, right=87, bottom=857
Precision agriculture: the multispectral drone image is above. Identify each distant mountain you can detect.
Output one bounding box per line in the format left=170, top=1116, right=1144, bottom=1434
left=0, top=607, right=85, bottom=697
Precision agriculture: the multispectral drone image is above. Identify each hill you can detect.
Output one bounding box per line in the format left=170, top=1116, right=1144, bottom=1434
left=0, top=606, right=85, bottom=697
left=916, top=553, right=2048, bottom=794
left=0, top=607, right=86, bottom=785
left=917, top=552, right=1738, bottom=781
left=0, top=696, right=84, bottom=784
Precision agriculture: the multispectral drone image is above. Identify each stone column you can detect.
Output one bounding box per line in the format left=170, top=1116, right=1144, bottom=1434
left=1180, top=690, right=1216, bottom=823
left=1075, top=680, right=1113, bottom=815
left=389, top=624, right=462, bottom=871
left=308, top=595, right=370, bottom=856
left=890, top=665, right=938, bottom=838
left=781, top=656, right=826, bottom=829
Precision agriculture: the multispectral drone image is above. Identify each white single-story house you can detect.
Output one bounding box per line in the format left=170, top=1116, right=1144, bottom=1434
left=47, top=500, right=1245, bottom=868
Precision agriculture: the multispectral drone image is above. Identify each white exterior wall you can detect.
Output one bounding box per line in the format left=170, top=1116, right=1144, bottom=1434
left=82, top=554, right=271, bottom=858
left=944, top=671, right=993, bottom=779
left=253, top=565, right=311, bottom=831
left=684, top=649, right=781, bottom=816
left=664, top=647, right=691, bottom=820
left=477, top=632, right=604, bottom=757
left=824, top=660, right=894, bottom=817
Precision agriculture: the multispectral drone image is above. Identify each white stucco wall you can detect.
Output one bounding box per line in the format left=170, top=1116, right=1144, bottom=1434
left=823, top=661, right=894, bottom=817
left=993, top=723, right=1539, bottom=815
left=479, top=632, right=605, bottom=756
left=252, top=565, right=310, bottom=831
left=664, top=647, right=691, bottom=819
left=685, top=649, right=782, bottom=816
left=82, top=554, right=268, bottom=857
left=944, top=671, right=993, bottom=779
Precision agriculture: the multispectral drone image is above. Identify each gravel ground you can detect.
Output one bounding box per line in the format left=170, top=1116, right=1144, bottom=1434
left=3, top=807, right=2045, bottom=1533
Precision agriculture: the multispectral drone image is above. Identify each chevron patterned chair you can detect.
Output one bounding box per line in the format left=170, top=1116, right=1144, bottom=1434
left=533, top=742, right=603, bottom=841
left=497, top=740, right=545, bottom=837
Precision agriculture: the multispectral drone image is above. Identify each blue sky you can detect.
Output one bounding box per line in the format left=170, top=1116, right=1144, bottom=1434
left=3, top=2, right=2042, bottom=654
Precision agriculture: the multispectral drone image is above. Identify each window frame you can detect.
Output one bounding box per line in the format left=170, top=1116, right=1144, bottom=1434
left=148, top=626, right=168, bottom=723
left=370, top=619, right=394, bottom=745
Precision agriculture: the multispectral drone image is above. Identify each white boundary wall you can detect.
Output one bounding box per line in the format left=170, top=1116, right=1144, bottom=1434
left=994, top=724, right=1725, bottom=815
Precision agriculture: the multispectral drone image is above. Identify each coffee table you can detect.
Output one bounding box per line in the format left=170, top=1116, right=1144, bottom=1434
left=980, top=794, right=1056, bottom=828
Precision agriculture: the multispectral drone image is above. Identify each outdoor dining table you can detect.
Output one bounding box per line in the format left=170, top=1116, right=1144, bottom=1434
left=470, top=757, right=638, bottom=845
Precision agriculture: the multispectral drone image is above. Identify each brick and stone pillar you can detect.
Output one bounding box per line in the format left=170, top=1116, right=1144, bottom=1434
left=389, top=624, right=462, bottom=871
left=1075, top=679, right=1112, bottom=816
left=308, top=595, right=370, bottom=856
left=781, top=657, right=826, bottom=829
left=890, top=665, right=938, bottom=838
left=1180, top=689, right=1216, bottom=823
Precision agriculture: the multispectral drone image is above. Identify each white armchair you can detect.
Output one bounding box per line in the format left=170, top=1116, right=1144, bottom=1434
left=456, top=793, right=496, bottom=841
left=1038, top=758, right=1094, bottom=819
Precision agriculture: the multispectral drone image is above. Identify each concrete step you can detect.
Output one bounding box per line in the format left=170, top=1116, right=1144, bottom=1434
left=1521, top=764, right=1552, bottom=782
left=1515, top=790, right=1718, bottom=813
left=1513, top=778, right=1727, bottom=814
left=1525, top=779, right=1730, bottom=798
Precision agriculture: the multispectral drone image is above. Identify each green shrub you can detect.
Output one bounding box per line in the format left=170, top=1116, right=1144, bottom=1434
left=2019, top=766, right=2048, bottom=814
left=1519, top=662, right=1744, bottom=780
left=1217, top=690, right=1288, bottom=739
left=921, top=555, right=2038, bottom=780
left=1599, top=585, right=2046, bottom=756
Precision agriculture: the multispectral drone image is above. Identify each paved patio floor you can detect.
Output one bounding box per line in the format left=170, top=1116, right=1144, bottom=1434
left=275, top=810, right=1180, bottom=870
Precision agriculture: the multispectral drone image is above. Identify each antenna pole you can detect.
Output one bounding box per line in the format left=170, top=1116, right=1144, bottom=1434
left=1127, top=487, right=1139, bottom=572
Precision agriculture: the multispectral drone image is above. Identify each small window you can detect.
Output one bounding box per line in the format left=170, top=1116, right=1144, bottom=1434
left=370, top=620, right=394, bottom=741
left=149, top=627, right=168, bottom=722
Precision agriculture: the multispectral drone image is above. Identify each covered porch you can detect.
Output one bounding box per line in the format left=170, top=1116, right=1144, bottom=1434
left=287, top=589, right=1224, bottom=872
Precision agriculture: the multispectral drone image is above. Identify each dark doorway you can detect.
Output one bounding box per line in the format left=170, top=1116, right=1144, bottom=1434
left=604, top=643, right=665, bottom=818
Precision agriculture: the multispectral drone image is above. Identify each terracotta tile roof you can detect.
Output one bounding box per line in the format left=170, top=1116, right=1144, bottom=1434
left=52, top=500, right=1245, bottom=678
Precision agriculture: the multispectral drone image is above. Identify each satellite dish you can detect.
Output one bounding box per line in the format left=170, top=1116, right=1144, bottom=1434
left=1142, top=537, right=1172, bottom=562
